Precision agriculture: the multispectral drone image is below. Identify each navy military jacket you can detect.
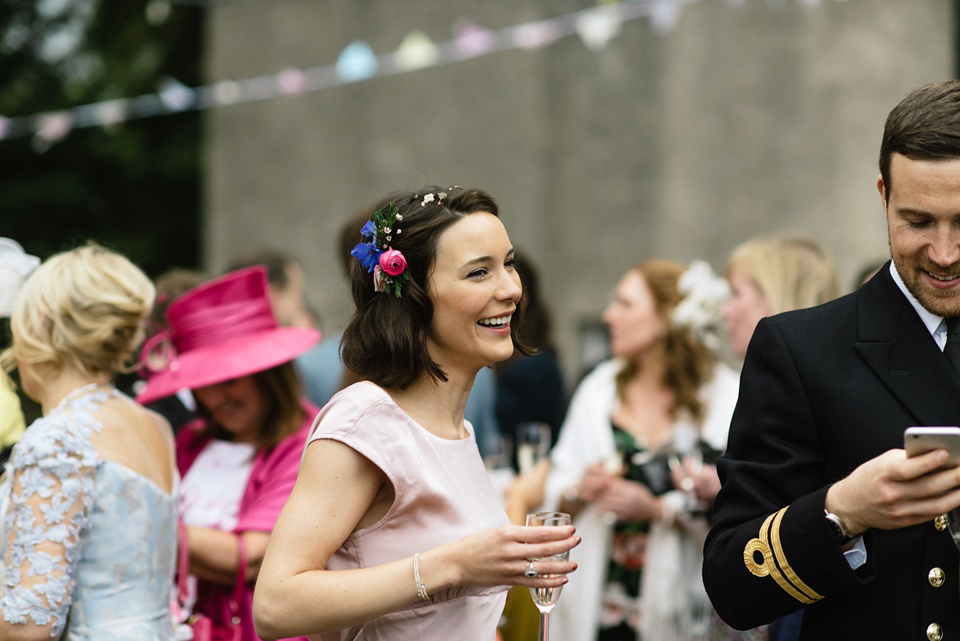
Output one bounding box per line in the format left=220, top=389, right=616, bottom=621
left=704, top=263, right=960, bottom=641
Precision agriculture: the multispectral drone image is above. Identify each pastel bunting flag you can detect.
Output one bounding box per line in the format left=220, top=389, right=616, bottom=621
left=453, top=18, right=498, bottom=57
left=577, top=6, right=623, bottom=50
left=650, top=0, right=682, bottom=35
left=511, top=20, right=563, bottom=50
left=92, top=100, right=129, bottom=128
left=32, top=111, right=73, bottom=152
left=394, top=30, right=439, bottom=70
left=336, top=41, right=378, bottom=82
left=158, top=77, right=195, bottom=112
left=212, top=80, right=242, bottom=105
left=276, top=68, right=308, bottom=94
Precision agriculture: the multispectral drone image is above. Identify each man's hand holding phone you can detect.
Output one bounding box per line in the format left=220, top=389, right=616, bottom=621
left=823, top=428, right=960, bottom=538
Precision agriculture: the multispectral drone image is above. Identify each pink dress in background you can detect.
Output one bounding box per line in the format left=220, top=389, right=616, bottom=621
left=176, top=399, right=319, bottom=641
left=308, top=382, right=510, bottom=641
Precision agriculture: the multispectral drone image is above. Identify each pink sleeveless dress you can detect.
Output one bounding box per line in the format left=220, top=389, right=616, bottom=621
left=308, top=382, right=510, bottom=641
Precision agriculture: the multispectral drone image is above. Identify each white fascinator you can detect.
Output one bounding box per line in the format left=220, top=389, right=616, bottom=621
left=0, top=238, right=40, bottom=318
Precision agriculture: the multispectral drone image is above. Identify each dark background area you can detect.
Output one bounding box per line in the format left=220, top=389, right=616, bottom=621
left=0, top=0, right=204, bottom=275
left=1, top=0, right=206, bottom=422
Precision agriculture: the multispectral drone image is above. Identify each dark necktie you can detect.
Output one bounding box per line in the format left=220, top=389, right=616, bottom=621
left=946, top=317, right=960, bottom=378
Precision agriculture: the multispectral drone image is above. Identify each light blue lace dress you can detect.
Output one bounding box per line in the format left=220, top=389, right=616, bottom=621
left=0, top=387, right=178, bottom=640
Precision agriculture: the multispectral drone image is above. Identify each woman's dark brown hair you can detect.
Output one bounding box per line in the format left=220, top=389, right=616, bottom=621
left=196, top=361, right=305, bottom=450
left=341, top=186, right=531, bottom=390
left=615, top=260, right=717, bottom=424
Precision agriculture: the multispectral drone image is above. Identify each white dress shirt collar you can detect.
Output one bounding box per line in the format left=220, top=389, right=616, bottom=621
left=888, top=261, right=946, bottom=350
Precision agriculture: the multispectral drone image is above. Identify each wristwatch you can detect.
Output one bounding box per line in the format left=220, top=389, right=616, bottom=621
left=824, top=510, right=854, bottom=544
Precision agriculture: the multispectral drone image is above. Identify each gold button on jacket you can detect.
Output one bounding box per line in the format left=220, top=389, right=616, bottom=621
left=927, top=622, right=943, bottom=641
left=934, top=515, right=949, bottom=531
left=928, top=567, right=945, bottom=588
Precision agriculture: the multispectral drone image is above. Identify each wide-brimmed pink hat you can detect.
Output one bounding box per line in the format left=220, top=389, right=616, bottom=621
left=136, top=266, right=319, bottom=404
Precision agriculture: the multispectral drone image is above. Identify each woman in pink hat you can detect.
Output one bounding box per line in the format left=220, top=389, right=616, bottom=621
left=0, top=244, right=178, bottom=640
left=137, top=265, right=319, bottom=641
left=253, top=187, right=580, bottom=641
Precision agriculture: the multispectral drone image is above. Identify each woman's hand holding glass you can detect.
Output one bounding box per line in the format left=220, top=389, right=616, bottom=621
left=571, top=461, right=661, bottom=524
left=525, top=512, right=574, bottom=641
left=574, top=461, right=616, bottom=502
left=669, top=456, right=722, bottom=508
left=429, top=522, right=579, bottom=589
left=592, top=475, right=662, bottom=523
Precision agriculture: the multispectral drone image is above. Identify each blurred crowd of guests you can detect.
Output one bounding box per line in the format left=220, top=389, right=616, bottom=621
left=0, top=202, right=875, bottom=641
left=8, top=78, right=960, bottom=641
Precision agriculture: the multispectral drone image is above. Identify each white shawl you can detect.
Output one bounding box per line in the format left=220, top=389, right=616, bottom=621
left=543, top=359, right=739, bottom=641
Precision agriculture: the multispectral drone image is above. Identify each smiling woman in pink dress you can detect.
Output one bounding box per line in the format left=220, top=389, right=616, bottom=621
left=253, top=187, right=580, bottom=641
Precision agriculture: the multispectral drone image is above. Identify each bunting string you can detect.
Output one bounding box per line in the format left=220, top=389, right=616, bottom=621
left=1, top=0, right=834, bottom=147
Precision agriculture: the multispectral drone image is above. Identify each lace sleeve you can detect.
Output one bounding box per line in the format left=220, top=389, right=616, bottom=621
left=1, top=412, right=98, bottom=638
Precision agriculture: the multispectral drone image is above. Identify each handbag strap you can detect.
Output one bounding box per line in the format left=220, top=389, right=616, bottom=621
left=228, top=532, right=247, bottom=621
left=177, top=520, right=190, bottom=604
left=176, top=521, right=247, bottom=620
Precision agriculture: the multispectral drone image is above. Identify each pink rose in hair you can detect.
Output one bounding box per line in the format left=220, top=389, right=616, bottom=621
left=379, top=249, right=407, bottom=277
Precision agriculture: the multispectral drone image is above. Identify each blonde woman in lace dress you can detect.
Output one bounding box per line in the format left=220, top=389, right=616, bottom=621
left=0, top=244, right=178, bottom=641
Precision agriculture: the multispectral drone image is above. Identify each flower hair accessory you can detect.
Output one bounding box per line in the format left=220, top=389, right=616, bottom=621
left=0, top=238, right=40, bottom=318
left=421, top=191, right=447, bottom=207
left=350, top=202, right=411, bottom=297
left=671, top=260, right=730, bottom=350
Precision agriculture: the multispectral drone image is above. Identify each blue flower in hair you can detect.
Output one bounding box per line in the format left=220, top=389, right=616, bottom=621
left=351, top=242, right=381, bottom=272
left=350, top=202, right=411, bottom=296
left=360, top=221, right=378, bottom=243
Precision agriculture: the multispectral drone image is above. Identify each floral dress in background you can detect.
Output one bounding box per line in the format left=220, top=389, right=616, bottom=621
left=598, top=425, right=650, bottom=641
left=597, top=426, right=768, bottom=641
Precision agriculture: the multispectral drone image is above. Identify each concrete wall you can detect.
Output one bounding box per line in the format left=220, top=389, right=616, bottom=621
left=203, top=0, right=954, bottom=382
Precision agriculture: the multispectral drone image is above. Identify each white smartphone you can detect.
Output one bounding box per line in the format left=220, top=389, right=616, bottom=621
left=904, top=427, right=960, bottom=466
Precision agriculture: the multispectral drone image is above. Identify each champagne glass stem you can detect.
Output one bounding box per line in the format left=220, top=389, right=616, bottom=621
left=538, top=610, right=549, bottom=641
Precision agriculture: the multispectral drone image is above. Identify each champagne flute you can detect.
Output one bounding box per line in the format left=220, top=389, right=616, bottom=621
left=516, top=422, right=551, bottom=473
left=525, top=511, right=572, bottom=641
left=670, top=423, right=704, bottom=510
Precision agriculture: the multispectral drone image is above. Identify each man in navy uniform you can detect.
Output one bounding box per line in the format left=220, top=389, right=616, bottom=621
left=704, top=81, right=960, bottom=641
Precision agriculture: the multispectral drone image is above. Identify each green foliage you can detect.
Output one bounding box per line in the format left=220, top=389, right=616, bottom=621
left=0, top=0, right=203, bottom=277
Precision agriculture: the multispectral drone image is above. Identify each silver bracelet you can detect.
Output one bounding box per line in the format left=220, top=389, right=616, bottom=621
left=413, top=552, right=429, bottom=601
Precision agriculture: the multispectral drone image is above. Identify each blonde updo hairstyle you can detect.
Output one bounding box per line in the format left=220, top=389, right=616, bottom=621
left=1, top=244, right=155, bottom=379
left=726, top=233, right=838, bottom=315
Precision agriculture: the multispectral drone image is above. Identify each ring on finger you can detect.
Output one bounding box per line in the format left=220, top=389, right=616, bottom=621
left=524, top=560, right=538, bottom=578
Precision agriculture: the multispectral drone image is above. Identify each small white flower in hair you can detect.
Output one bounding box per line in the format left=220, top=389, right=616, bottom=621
left=421, top=193, right=435, bottom=207
left=671, top=260, right=730, bottom=352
